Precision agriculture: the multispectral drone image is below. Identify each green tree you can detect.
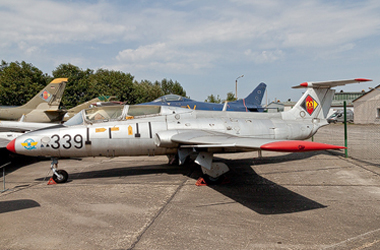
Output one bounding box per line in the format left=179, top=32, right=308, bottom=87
left=205, top=94, right=221, bottom=103
left=224, top=92, right=237, bottom=102
left=89, top=69, right=135, bottom=104
left=0, top=60, right=50, bottom=105
left=52, top=63, right=94, bottom=109
left=133, top=78, right=187, bottom=104
left=0, top=61, right=187, bottom=108
left=156, top=78, right=187, bottom=96
left=133, top=80, right=163, bottom=104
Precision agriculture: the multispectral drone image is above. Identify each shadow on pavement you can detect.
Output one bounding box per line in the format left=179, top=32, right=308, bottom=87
left=32, top=151, right=327, bottom=215
left=208, top=153, right=327, bottom=214
left=0, top=199, right=40, bottom=214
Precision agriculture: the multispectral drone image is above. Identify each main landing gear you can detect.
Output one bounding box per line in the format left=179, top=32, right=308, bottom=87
left=178, top=150, right=230, bottom=185
left=50, top=158, right=68, bottom=183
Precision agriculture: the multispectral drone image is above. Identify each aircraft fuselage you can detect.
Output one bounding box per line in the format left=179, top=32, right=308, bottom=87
left=11, top=105, right=320, bottom=158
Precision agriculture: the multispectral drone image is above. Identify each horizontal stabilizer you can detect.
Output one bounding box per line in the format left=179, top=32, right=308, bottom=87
left=260, top=141, right=345, bottom=152
left=292, top=78, right=371, bottom=89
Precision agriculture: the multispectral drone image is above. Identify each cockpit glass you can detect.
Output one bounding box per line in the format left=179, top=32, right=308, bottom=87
left=84, top=106, right=124, bottom=123
left=64, top=111, right=84, bottom=126
left=152, top=97, right=163, bottom=102
left=164, top=94, right=183, bottom=102
left=152, top=94, right=183, bottom=102
left=127, top=105, right=161, bottom=117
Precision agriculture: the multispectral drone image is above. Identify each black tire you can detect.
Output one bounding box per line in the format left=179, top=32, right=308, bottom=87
left=202, top=174, right=222, bottom=185
left=52, top=170, right=68, bottom=183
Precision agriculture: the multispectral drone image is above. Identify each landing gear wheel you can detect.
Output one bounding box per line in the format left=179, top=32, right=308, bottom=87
left=52, top=170, right=68, bottom=183
left=202, top=174, right=223, bottom=185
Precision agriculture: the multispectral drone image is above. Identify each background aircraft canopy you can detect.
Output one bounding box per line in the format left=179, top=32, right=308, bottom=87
left=152, top=94, right=184, bottom=102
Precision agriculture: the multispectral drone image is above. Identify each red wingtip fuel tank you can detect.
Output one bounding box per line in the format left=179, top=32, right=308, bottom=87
left=6, top=139, right=16, bottom=153
left=260, top=141, right=346, bottom=152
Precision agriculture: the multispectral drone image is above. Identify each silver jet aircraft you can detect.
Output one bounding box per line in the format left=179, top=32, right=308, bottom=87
left=6, top=78, right=370, bottom=184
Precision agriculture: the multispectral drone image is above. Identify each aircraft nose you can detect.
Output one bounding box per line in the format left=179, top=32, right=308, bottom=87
left=6, top=139, right=16, bottom=153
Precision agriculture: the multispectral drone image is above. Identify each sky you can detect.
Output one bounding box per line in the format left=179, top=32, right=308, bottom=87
left=1, top=0, right=380, bottom=103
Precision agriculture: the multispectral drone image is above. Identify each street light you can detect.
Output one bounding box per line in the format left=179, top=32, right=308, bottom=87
left=235, top=75, right=244, bottom=99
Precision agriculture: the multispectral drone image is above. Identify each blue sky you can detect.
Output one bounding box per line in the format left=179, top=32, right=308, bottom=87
left=1, top=0, right=380, bottom=103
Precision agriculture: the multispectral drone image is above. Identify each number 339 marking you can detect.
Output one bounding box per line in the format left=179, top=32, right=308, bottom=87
left=50, top=134, right=83, bottom=149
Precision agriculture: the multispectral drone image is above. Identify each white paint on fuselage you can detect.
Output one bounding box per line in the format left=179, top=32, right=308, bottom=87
left=12, top=105, right=323, bottom=158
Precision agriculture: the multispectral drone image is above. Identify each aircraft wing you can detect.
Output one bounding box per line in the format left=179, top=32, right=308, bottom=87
left=168, top=130, right=345, bottom=152
left=0, top=138, right=12, bottom=148
left=0, top=120, right=56, bottom=133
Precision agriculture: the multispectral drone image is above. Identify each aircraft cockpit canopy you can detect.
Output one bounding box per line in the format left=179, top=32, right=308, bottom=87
left=152, top=94, right=183, bottom=102
left=126, top=105, right=161, bottom=117
left=64, top=105, right=162, bottom=126
left=85, top=105, right=124, bottom=122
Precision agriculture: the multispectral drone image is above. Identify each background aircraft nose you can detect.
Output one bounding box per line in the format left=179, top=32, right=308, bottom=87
left=6, top=139, right=16, bottom=153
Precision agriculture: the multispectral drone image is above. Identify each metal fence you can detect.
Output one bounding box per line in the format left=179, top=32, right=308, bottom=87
left=313, top=123, right=380, bottom=166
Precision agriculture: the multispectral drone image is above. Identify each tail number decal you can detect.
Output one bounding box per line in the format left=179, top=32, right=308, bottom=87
left=50, top=134, right=83, bottom=149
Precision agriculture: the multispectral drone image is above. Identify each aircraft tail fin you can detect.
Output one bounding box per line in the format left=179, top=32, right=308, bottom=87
left=231, top=82, right=266, bottom=111
left=63, top=97, right=102, bottom=121
left=21, top=78, right=67, bottom=110
left=284, top=78, right=371, bottom=121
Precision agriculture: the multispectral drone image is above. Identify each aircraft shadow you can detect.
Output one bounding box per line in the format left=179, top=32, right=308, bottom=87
left=0, top=199, right=40, bottom=214
left=208, top=154, right=327, bottom=214
left=37, top=152, right=327, bottom=215
left=1, top=152, right=46, bottom=176
left=246, top=150, right=342, bottom=165
left=35, top=163, right=197, bottom=182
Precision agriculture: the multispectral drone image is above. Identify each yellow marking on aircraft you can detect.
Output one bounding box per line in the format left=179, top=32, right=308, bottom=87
left=125, top=116, right=134, bottom=120
left=95, top=128, right=107, bottom=133
left=21, top=141, right=38, bottom=147
left=187, top=105, right=196, bottom=110
left=51, top=78, right=68, bottom=83
left=128, top=125, right=133, bottom=135
left=111, top=127, right=119, bottom=131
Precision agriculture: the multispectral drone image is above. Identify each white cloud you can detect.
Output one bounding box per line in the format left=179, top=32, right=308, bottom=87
left=115, top=42, right=216, bottom=74
left=1, top=0, right=380, bottom=101
left=117, top=43, right=168, bottom=62
left=0, top=0, right=133, bottom=46
left=244, top=49, right=284, bottom=63
left=112, top=0, right=380, bottom=74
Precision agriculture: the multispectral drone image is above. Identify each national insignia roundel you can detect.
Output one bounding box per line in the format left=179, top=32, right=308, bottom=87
left=300, top=95, right=319, bottom=115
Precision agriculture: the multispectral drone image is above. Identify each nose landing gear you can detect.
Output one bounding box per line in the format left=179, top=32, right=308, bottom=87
left=50, top=158, right=68, bottom=183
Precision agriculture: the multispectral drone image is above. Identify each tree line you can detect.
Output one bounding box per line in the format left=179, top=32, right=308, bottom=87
left=0, top=60, right=187, bottom=109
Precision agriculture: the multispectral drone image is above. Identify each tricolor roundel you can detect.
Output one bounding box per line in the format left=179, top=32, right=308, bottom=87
left=301, top=95, right=318, bottom=115
left=39, top=90, right=52, bottom=102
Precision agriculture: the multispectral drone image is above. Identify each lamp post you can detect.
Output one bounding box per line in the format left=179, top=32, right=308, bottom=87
left=235, top=75, right=244, bottom=100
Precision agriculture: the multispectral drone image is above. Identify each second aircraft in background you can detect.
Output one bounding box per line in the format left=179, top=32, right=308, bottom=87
left=141, top=82, right=267, bottom=112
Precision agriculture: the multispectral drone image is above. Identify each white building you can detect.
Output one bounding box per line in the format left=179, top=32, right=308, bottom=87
left=353, top=85, right=380, bottom=124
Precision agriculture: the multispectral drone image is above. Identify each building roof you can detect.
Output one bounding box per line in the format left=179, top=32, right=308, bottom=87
left=352, top=84, right=380, bottom=102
